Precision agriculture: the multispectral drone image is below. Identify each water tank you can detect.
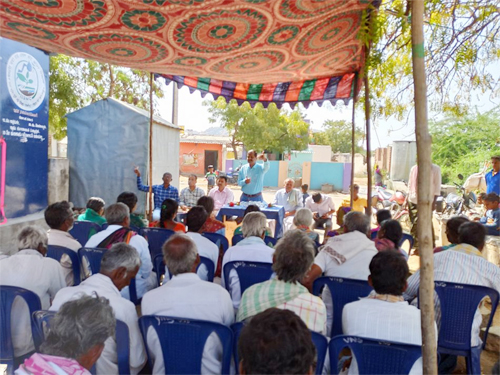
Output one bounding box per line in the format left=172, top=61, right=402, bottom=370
left=389, top=141, right=417, bottom=182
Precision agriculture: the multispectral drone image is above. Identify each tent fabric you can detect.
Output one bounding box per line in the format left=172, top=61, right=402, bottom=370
left=0, top=0, right=378, bottom=106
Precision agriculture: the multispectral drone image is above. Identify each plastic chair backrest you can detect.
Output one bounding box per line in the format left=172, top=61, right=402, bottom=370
left=202, top=232, right=229, bottom=253
left=78, top=247, right=107, bottom=275
left=399, top=233, right=414, bottom=249
left=0, top=286, right=41, bottom=370
left=232, top=234, right=276, bottom=248
left=139, top=315, right=233, bottom=375
left=231, top=234, right=243, bottom=246
left=223, top=261, right=274, bottom=296
left=47, top=245, right=81, bottom=285
left=154, top=254, right=215, bottom=284
left=231, top=322, right=328, bottom=375
left=70, top=221, right=102, bottom=247
left=32, top=310, right=131, bottom=375
left=330, top=335, right=422, bottom=375
left=312, top=277, right=373, bottom=337
left=370, top=230, right=378, bottom=240
left=434, top=281, right=499, bottom=352
left=141, top=228, right=175, bottom=259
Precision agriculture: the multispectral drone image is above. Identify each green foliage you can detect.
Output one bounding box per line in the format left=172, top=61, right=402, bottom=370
left=49, top=55, right=163, bottom=140
left=430, top=109, right=500, bottom=184
left=204, top=98, right=310, bottom=159
left=312, top=120, right=365, bottom=154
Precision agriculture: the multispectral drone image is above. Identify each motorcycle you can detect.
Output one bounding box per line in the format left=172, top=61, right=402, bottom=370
left=226, top=165, right=242, bottom=184
left=371, top=187, right=410, bottom=229
left=443, top=174, right=478, bottom=217
left=371, top=186, right=394, bottom=211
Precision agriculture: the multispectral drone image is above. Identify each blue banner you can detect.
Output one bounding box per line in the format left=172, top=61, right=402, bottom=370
left=0, top=38, right=49, bottom=221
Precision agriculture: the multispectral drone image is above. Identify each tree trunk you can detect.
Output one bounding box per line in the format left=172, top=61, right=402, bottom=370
left=364, top=73, right=372, bottom=216
left=350, top=84, right=357, bottom=208
left=148, top=73, right=154, bottom=222
left=108, top=64, right=115, bottom=98
left=232, top=136, right=239, bottom=161
left=411, top=1, right=438, bottom=374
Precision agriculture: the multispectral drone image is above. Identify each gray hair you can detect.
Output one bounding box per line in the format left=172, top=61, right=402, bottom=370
left=273, top=230, right=315, bottom=283
left=100, top=243, right=141, bottom=273
left=162, top=233, right=198, bottom=275
left=18, top=225, right=48, bottom=251
left=105, top=203, right=130, bottom=225
left=284, top=178, right=294, bottom=185
left=343, top=211, right=370, bottom=235
left=41, top=295, right=115, bottom=360
left=242, top=212, right=267, bottom=238
left=293, top=208, right=313, bottom=228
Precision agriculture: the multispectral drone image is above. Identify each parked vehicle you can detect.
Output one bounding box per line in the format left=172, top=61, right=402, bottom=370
left=226, top=165, right=242, bottom=184
left=443, top=174, right=478, bottom=217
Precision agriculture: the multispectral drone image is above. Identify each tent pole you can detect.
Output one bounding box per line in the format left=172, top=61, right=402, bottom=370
left=350, top=79, right=358, bottom=208
left=148, top=73, right=154, bottom=222
left=411, top=1, right=437, bottom=373
left=364, top=73, right=372, bottom=216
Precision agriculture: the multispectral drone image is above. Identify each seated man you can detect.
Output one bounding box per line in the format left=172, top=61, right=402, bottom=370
left=434, top=216, right=469, bottom=253
left=85, top=203, right=155, bottom=300
left=141, top=234, right=234, bottom=374
left=208, top=176, right=234, bottom=213
left=302, top=211, right=378, bottom=335
left=237, top=230, right=327, bottom=335
left=238, top=308, right=316, bottom=375
left=117, top=191, right=145, bottom=228
left=179, top=174, right=205, bottom=211
left=185, top=206, right=219, bottom=281
left=0, top=226, right=66, bottom=358
left=45, top=201, right=81, bottom=285
left=480, top=193, right=500, bottom=236
left=77, top=197, right=106, bottom=225
left=405, top=222, right=500, bottom=350
left=222, top=212, right=275, bottom=309
left=272, top=178, right=303, bottom=232
left=343, top=250, right=428, bottom=375
left=50, top=243, right=146, bottom=375
left=305, top=192, right=336, bottom=235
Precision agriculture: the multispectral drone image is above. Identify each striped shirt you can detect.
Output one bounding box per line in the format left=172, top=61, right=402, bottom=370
left=404, top=243, right=500, bottom=346
left=137, top=176, right=179, bottom=209
left=179, top=187, right=205, bottom=207
left=237, top=279, right=327, bottom=335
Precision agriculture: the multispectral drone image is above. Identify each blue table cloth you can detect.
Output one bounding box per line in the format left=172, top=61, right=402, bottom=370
left=216, top=204, right=285, bottom=238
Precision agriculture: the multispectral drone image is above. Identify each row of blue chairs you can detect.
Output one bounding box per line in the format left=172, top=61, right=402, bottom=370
left=1, top=280, right=498, bottom=374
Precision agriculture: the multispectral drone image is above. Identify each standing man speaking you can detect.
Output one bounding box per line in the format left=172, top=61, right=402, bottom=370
left=238, top=150, right=269, bottom=202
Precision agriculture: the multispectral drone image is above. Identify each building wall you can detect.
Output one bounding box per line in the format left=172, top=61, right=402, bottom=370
left=309, top=162, right=345, bottom=191
left=308, top=144, right=332, bottom=162
left=179, top=143, right=222, bottom=175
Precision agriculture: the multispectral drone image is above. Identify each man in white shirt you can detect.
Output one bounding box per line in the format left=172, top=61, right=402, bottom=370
left=222, top=212, right=274, bottom=309
left=50, top=243, right=146, bottom=375
left=141, top=233, right=234, bottom=374
left=209, top=176, right=234, bottom=213
left=343, top=250, right=427, bottom=375
left=45, top=201, right=81, bottom=285
left=305, top=192, right=336, bottom=235
left=0, top=226, right=66, bottom=357
left=179, top=174, right=206, bottom=210
left=302, top=211, right=378, bottom=335
left=272, top=178, right=303, bottom=232
left=185, top=206, right=219, bottom=281
left=85, top=203, right=155, bottom=300
left=407, top=163, right=442, bottom=249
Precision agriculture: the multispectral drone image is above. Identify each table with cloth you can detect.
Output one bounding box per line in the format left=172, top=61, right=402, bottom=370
left=216, top=203, right=285, bottom=238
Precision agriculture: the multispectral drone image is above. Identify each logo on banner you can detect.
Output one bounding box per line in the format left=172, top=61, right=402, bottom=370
left=6, top=52, right=46, bottom=111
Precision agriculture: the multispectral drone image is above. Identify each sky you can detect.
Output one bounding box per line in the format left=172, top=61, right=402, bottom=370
left=156, top=78, right=499, bottom=150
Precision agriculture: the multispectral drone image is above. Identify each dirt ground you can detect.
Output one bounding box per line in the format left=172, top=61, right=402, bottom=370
left=180, top=175, right=499, bottom=372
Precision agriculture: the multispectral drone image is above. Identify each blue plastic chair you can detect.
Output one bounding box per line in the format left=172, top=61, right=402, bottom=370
left=399, top=233, right=414, bottom=249
left=69, top=221, right=102, bottom=247
left=330, top=335, right=422, bottom=375
left=78, top=247, right=141, bottom=305
left=223, top=261, right=274, bottom=296
left=202, top=232, right=229, bottom=253
left=433, top=281, right=499, bottom=375
left=231, top=234, right=277, bottom=248
left=141, top=228, right=175, bottom=260
left=231, top=322, right=328, bottom=375
left=32, top=310, right=131, bottom=375
left=47, top=245, right=81, bottom=285
left=0, top=286, right=41, bottom=372
left=154, top=253, right=215, bottom=284
left=312, top=277, right=373, bottom=337
left=139, top=315, right=233, bottom=375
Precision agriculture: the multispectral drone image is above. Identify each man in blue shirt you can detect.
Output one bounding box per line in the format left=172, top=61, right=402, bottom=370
left=134, top=167, right=179, bottom=221
left=485, top=155, right=500, bottom=195
left=238, top=150, right=270, bottom=202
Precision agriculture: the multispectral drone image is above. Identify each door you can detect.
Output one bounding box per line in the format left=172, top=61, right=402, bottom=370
left=204, top=150, right=218, bottom=171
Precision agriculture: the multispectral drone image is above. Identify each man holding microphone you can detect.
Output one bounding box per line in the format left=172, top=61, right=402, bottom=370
left=238, top=150, right=269, bottom=202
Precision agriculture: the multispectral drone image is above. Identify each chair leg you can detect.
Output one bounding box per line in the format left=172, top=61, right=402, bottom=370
left=469, top=347, right=482, bottom=375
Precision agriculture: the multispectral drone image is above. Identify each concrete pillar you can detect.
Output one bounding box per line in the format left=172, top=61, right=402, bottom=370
left=48, top=158, right=69, bottom=205
left=278, top=161, right=289, bottom=187
left=302, top=162, right=311, bottom=188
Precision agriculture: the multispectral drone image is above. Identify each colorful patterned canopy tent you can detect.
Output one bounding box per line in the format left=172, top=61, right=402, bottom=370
left=0, top=0, right=379, bottom=107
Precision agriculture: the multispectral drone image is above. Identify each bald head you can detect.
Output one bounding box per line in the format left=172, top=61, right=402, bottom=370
left=162, top=233, right=199, bottom=275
